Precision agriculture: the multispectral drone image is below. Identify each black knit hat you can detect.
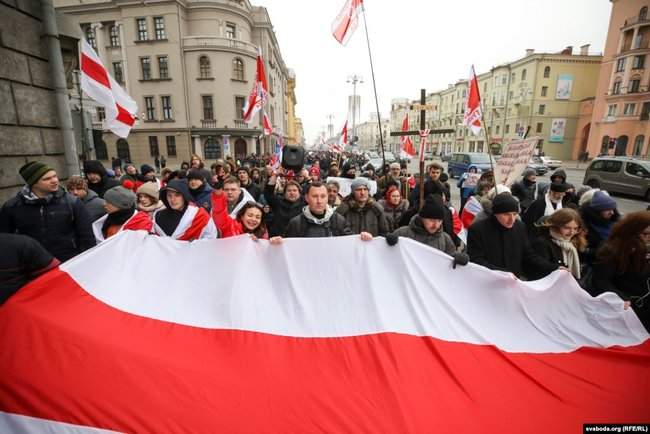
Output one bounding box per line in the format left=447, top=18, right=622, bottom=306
left=187, top=169, right=205, bottom=182
left=491, top=193, right=519, bottom=214
left=19, top=161, right=53, bottom=187
left=549, top=182, right=569, bottom=193
left=419, top=197, right=446, bottom=220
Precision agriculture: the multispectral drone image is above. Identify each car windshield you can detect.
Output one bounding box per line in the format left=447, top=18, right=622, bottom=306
left=470, top=154, right=496, bottom=164
left=637, top=161, right=650, bottom=171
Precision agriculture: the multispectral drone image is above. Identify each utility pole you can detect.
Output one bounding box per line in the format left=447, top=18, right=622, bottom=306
left=73, top=70, right=89, bottom=161
left=347, top=75, right=363, bottom=142
left=326, top=114, right=334, bottom=139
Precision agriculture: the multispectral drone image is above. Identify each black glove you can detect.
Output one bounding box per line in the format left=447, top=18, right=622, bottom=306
left=452, top=253, right=469, bottom=269
left=385, top=233, right=399, bottom=246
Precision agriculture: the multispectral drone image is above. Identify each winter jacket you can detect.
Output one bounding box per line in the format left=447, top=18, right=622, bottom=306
left=529, top=233, right=569, bottom=280
left=579, top=205, right=620, bottom=265
left=399, top=203, right=462, bottom=247
left=284, top=208, right=353, bottom=238
left=264, top=183, right=305, bottom=237
left=336, top=198, right=390, bottom=236
left=211, top=191, right=268, bottom=239
left=522, top=195, right=562, bottom=238
left=378, top=199, right=409, bottom=231
left=0, top=233, right=59, bottom=304
left=511, top=180, right=541, bottom=211
left=84, top=160, right=120, bottom=198
left=242, top=180, right=262, bottom=202
left=0, top=187, right=95, bottom=262
left=80, top=189, right=106, bottom=223
left=376, top=175, right=410, bottom=201
left=391, top=216, right=456, bottom=255
left=189, top=183, right=214, bottom=212
left=467, top=215, right=557, bottom=279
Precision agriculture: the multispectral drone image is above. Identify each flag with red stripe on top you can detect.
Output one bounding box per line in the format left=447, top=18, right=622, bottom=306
left=331, top=0, right=364, bottom=45
left=80, top=39, right=137, bottom=138
left=0, top=232, right=649, bottom=433
left=242, top=48, right=269, bottom=123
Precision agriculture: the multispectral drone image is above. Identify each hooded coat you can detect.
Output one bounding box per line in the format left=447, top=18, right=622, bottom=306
left=80, top=189, right=106, bottom=223
left=467, top=215, right=558, bottom=279
left=264, top=183, right=305, bottom=237
left=336, top=197, right=390, bottom=236
left=284, top=206, right=353, bottom=238
left=579, top=204, right=620, bottom=265
left=154, top=179, right=217, bottom=240
left=84, top=160, right=120, bottom=198
left=391, top=215, right=456, bottom=255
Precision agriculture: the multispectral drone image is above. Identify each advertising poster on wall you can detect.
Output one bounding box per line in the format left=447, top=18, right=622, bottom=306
left=550, top=118, right=567, bottom=143
left=556, top=74, right=574, bottom=100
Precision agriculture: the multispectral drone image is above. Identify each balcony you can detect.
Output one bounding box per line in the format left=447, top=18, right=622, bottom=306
left=622, top=14, right=650, bottom=29
left=201, top=119, right=217, bottom=128
left=200, top=119, right=253, bottom=130
left=182, top=37, right=257, bottom=56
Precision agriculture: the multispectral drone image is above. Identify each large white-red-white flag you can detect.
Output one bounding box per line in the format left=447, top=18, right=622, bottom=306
left=80, top=39, right=137, bottom=138
left=463, top=65, right=483, bottom=136
left=1, top=232, right=649, bottom=433
left=331, top=0, right=363, bottom=45
left=242, top=48, right=268, bottom=123
left=399, top=114, right=416, bottom=159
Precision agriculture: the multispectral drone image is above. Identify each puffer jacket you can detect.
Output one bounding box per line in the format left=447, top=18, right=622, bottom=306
left=80, top=189, right=106, bottom=223
left=0, top=187, right=95, bottom=262
left=391, top=215, right=456, bottom=255
left=84, top=160, right=120, bottom=198
left=336, top=198, right=390, bottom=236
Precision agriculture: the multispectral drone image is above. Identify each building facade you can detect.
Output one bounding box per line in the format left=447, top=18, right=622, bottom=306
left=582, top=0, right=650, bottom=158
left=55, top=0, right=296, bottom=168
left=391, top=47, right=602, bottom=160
left=356, top=112, right=390, bottom=152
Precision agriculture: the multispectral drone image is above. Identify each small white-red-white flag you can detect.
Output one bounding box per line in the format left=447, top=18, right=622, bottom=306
left=331, top=120, right=347, bottom=153
left=262, top=112, right=273, bottom=136
left=331, top=0, right=363, bottom=45
left=80, top=39, right=137, bottom=138
left=243, top=48, right=269, bottom=123
left=463, top=65, right=483, bottom=136
left=399, top=115, right=416, bottom=159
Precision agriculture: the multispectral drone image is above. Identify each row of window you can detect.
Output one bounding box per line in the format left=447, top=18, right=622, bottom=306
left=199, top=56, right=245, bottom=81
left=144, top=96, right=174, bottom=121
left=148, top=136, right=177, bottom=158
left=616, top=55, right=646, bottom=73
left=138, top=56, right=170, bottom=81
left=199, top=95, right=247, bottom=121
left=607, top=101, right=650, bottom=117
left=84, top=17, right=166, bottom=50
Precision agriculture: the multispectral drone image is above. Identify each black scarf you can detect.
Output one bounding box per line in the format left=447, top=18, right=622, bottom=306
left=156, top=206, right=187, bottom=236
left=102, top=207, right=135, bottom=236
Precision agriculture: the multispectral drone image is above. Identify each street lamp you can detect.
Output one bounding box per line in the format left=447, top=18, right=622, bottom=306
left=347, top=75, right=363, bottom=145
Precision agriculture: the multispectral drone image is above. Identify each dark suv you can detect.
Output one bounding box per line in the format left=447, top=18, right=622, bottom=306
left=583, top=156, right=650, bottom=200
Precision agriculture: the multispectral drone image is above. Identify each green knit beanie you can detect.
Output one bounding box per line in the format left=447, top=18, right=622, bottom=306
left=19, top=161, right=54, bottom=187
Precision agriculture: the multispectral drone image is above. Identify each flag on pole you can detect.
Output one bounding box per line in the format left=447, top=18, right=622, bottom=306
left=1, top=232, right=649, bottom=433
left=463, top=65, right=483, bottom=136
left=399, top=115, right=416, bottom=159
left=331, top=0, right=364, bottom=45
left=419, top=129, right=430, bottom=163
left=262, top=112, right=273, bottom=136
left=331, top=120, right=347, bottom=153
left=242, top=48, right=268, bottom=123
left=223, top=135, right=231, bottom=157
left=80, top=39, right=137, bottom=138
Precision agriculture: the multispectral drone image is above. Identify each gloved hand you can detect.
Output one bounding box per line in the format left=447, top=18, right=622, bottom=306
left=452, top=252, right=469, bottom=269
left=385, top=233, right=399, bottom=246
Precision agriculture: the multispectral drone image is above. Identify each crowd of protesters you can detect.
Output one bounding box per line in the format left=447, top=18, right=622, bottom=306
left=1, top=151, right=648, bottom=332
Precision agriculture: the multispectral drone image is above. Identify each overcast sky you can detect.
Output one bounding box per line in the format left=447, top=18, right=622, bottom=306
left=259, top=0, right=612, bottom=143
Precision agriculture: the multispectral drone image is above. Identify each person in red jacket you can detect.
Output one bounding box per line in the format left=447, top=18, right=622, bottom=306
left=211, top=190, right=268, bottom=239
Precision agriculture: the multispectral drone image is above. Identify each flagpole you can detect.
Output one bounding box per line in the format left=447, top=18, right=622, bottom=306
left=360, top=2, right=386, bottom=171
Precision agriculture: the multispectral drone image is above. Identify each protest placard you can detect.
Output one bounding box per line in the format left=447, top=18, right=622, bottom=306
left=494, top=137, right=540, bottom=186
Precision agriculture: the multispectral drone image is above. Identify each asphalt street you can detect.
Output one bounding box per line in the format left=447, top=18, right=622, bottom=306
left=405, top=159, right=648, bottom=215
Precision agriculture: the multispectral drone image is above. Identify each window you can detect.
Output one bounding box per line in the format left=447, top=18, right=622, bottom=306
left=94, top=137, right=108, bottom=160
left=633, top=55, right=645, bottom=69
left=140, top=57, right=151, bottom=80
left=521, top=69, right=527, bottom=81
left=543, top=66, right=551, bottom=78
left=633, top=136, right=645, bottom=156
left=153, top=17, right=166, bottom=40
left=642, top=102, right=650, bottom=120
left=149, top=136, right=159, bottom=157
left=624, top=103, right=636, bottom=115
left=630, top=78, right=641, bottom=93
left=199, top=56, right=211, bottom=79
left=226, top=22, right=236, bottom=39
left=158, top=56, right=169, bottom=79
left=590, top=160, right=606, bottom=171
left=483, top=82, right=487, bottom=93
left=85, top=26, right=96, bottom=50
left=627, top=161, right=650, bottom=176
left=232, top=58, right=245, bottom=81
left=538, top=104, right=546, bottom=115
left=612, top=80, right=622, bottom=95
left=204, top=136, right=221, bottom=159
left=144, top=96, right=155, bottom=120
left=109, top=25, right=120, bottom=46
left=116, top=138, right=131, bottom=162
left=112, top=62, right=124, bottom=83
left=641, top=6, right=648, bottom=21
left=604, top=160, right=623, bottom=172
left=505, top=124, right=510, bottom=134
left=511, top=72, right=516, bottom=83
left=235, top=96, right=246, bottom=120
left=96, top=107, right=106, bottom=121
left=541, top=86, right=548, bottom=97
left=166, top=136, right=177, bottom=157
left=607, top=104, right=617, bottom=117
left=136, top=18, right=148, bottom=41
left=496, top=125, right=500, bottom=134
left=202, top=95, right=214, bottom=120
left=536, top=122, right=543, bottom=133
left=616, top=58, right=625, bottom=72
left=161, top=96, right=172, bottom=120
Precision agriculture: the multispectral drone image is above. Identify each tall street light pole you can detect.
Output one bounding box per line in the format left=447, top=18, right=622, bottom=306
left=347, top=75, right=363, bottom=144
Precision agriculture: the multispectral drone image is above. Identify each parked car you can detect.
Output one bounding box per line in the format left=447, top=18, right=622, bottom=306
left=527, top=159, right=549, bottom=176
left=441, top=154, right=452, bottom=162
left=540, top=156, right=563, bottom=170
left=447, top=153, right=497, bottom=178
left=384, top=151, right=397, bottom=162
left=583, top=156, right=650, bottom=200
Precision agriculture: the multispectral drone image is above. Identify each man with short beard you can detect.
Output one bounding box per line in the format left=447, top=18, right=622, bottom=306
left=264, top=170, right=305, bottom=237
left=84, top=160, right=120, bottom=198
left=336, top=178, right=389, bottom=237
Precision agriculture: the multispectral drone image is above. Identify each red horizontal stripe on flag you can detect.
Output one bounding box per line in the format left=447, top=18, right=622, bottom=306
left=1, top=270, right=649, bottom=433
left=80, top=53, right=111, bottom=89
left=115, top=103, right=135, bottom=126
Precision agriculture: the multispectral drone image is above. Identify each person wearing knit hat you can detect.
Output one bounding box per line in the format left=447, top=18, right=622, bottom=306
left=67, top=175, right=106, bottom=223
left=309, top=166, right=321, bottom=183
left=468, top=192, right=558, bottom=278
left=136, top=182, right=164, bottom=216
left=140, top=164, right=156, bottom=181
left=187, top=169, right=214, bottom=212
left=522, top=183, right=568, bottom=237
left=92, top=186, right=151, bottom=243
left=236, top=166, right=262, bottom=201
left=1, top=162, right=96, bottom=261
left=336, top=177, right=389, bottom=237
left=84, top=160, right=120, bottom=198
left=511, top=168, right=541, bottom=213
left=579, top=190, right=620, bottom=265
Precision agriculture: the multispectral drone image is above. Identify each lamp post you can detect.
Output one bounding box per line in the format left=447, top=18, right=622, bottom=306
left=347, top=75, right=363, bottom=145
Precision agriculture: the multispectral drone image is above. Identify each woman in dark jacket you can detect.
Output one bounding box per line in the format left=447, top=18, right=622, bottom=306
left=579, top=190, right=620, bottom=266
left=590, top=211, right=650, bottom=332
left=530, top=208, right=586, bottom=281
left=378, top=185, right=409, bottom=231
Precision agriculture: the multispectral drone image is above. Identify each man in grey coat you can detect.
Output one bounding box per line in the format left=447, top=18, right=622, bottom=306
left=67, top=176, right=106, bottom=223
